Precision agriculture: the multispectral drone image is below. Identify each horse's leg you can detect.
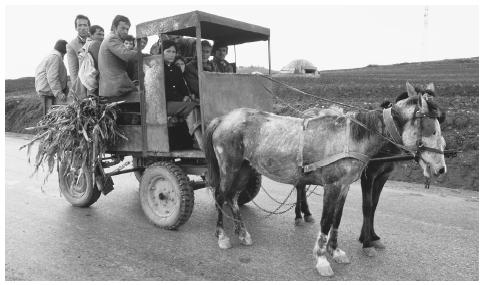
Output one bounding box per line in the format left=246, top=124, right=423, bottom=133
left=215, top=187, right=231, bottom=249
left=359, top=168, right=376, bottom=256
left=327, top=184, right=351, bottom=264
left=227, top=162, right=253, bottom=246
left=215, top=157, right=243, bottom=249
left=301, top=185, right=315, bottom=223
left=313, top=184, right=339, bottom=276
left=368, top=169, right=391, bottom=250
left=294, top=183, right=304, bottom=226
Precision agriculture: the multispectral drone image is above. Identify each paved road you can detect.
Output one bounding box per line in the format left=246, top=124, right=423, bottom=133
left=5, top=133, right=479, bottom=281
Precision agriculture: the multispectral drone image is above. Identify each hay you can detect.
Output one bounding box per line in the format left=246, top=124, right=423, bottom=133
left=20, top=96, right=127, bottom=184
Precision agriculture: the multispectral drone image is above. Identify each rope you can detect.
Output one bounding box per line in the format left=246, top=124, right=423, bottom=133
left=258, top=74, right=372, bottom=112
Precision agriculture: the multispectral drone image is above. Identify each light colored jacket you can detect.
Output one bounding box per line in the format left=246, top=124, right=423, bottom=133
left=35, top=50, right=68, bottom=98
left=98, top=32, right=138, bottom=97
left=66, top=36, right=86, bottom=83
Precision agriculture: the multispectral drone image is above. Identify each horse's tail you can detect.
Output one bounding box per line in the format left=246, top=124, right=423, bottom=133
left=204, top=117, right=222, bottom=190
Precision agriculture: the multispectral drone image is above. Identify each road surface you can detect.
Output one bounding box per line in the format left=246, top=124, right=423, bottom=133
left=5, top=132, right=479, bottom=280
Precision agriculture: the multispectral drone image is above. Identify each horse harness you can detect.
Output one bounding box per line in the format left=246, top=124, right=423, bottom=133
left=297, top=115, right=371, bottom=174
left=298, top=95, right=444, bottom=174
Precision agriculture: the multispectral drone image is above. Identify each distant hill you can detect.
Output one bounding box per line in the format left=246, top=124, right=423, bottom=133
left=5, top=77, right=35, bottom=93
left=237, top=66, right=278, bottom=74
left=318, top=57, right=478, bottom=84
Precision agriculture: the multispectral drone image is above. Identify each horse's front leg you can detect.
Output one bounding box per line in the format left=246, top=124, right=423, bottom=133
left=313, top=184, right=338, bottom=276
left=327, top=184, right=350, bottom=264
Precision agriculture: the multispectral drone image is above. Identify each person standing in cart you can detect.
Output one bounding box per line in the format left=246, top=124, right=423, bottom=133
left=98, top=15, right=139, bottom=99
left=66, top=14, right=91, bottom=83
left=162, top=40, right=204, bottom=149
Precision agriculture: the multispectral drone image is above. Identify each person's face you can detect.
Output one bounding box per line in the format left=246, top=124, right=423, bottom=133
left=114, top=21, right=130, bottom=40
left=215, top=47, right=228, bottom=60
left=163, top=46, right=177, bottom=63
left=139, top=39, right=148, bottom=50
left=91, top=29, right=104, bottom=41
left=76, top=18, right=90, bottom=38
left=202, top=46, right=212, bottom=63
left=124, top=40, right=134, bottom=50
left=175, top=59, right=185, bottom=73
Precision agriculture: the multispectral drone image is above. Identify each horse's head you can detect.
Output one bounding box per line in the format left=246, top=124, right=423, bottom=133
left=392, top=82, right=447, bottom=178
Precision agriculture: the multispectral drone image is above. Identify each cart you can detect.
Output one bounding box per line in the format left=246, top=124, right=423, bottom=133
left=58, top=11, right=273, bottom=229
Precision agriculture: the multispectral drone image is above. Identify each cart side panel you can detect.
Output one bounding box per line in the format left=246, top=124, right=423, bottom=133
left=200, top=73, right=273, bottom=125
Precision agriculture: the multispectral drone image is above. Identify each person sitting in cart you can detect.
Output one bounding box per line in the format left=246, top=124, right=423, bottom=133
left=211, top=41, right=234, bottom=73
left=98, top=15, right=140, bottom=98
left=183, top=40, right=214, bottom=97
left=162, top=40, right=204, bottom=149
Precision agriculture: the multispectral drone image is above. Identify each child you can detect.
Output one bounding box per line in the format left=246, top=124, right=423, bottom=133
left=123, top=35, right=135, bottom=50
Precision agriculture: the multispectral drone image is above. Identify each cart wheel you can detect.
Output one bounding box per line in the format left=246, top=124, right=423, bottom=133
left=139, top=161, right=194, bottom=230
left=132, top=157, right=144, bottom=182
left=58, top=158, right=101, bottom=207
left=238, top=170, right=262, bottom=206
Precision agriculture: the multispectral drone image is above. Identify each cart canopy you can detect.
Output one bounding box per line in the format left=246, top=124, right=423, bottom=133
left=136, top=10, right=270, bottom=45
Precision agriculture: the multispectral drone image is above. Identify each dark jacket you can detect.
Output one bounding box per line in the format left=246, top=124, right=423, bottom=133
left=98, top=32, right=138, bottom=97
left=212, top=58, right=234, bottom=73
left=183, top=59, right=213, bottom=97
left=165, top=63, right=189, bottom=102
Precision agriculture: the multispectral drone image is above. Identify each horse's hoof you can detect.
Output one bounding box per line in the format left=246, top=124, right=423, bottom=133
left=332, top=248, right=350, bottom=264
left=218, top=236, right=232, bottom=249
left=239, top=232, right=253, bottom=246
left=369, top=240, right=386, bottom=250
left=295, top=218, right=303, bottom=226
left=362, top=247, right=377, bottom=257
left=304, top=215, right=315, bottom=223
left=316, top=257, right=334, bottom=277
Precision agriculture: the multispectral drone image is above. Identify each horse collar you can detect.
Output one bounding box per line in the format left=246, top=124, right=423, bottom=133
left=382, top=108, right=403, bottom=145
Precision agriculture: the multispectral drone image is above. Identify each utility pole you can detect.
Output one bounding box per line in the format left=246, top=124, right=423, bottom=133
left=421, top=6, right=429, bottom=61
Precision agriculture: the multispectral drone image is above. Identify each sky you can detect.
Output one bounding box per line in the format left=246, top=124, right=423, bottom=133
left=3, top=3, right=479, bottom=79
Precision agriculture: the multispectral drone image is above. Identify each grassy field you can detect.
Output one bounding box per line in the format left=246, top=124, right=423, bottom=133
left=5, top=57, right=479, bottom=190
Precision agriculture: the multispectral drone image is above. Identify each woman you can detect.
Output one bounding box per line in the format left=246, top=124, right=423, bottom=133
left=162, top=40, right=203, bottom=149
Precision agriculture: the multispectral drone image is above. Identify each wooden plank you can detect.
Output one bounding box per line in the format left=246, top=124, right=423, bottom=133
left=143, top=55, right=170, bottom=152
left=200, top=73, right=273, bottom=125
left=108, top=125, right=143, bottom=152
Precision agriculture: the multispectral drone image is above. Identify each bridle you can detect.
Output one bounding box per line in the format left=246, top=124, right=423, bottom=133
left=413, top=95, right=444, bottom=163
left=383, top=93, right=444, bottom=163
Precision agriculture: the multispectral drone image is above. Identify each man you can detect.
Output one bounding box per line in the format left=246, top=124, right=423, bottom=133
left=211, top=41, right=234, bottom=73
left=67, top=14, right=90, bottom=83
left=98, top=15, right=139, bottom=98
left=87, top=25, right=104, bottom=69
left=184, top=40, right=214, bottom=97
left=35, top=40, right=69, bottom=114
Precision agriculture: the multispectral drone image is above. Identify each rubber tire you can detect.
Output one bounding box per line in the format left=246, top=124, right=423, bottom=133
left=238, top=170, right=262, bottom=206
left=139, top=161, right=194, bottom=230
left=58, top=158, right=101, bottom=207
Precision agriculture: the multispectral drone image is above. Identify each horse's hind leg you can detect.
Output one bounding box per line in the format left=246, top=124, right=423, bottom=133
left=327, top=184, right=350, bottom=264
left=295, top=184, right=315, bottom=226
left=294, top=184, right=305, bottom=226
left=301, top=185, right=314, bottom=223
left=215, top=187, right=232, bottom=249
left=228, top=161, right=253, bottom=246
left=368, top=170, right=391, bottom=249
left=313, top=184, right=339, bottom=276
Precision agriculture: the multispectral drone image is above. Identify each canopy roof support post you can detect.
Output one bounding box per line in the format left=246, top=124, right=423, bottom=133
left=268, top=39, right=271, bottom=75
left=137, top=38, right=148, bottom=156
left=195, top=25, right=206, bottom=134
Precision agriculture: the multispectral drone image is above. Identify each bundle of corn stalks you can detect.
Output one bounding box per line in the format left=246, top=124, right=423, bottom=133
left=20, top=96, right=127, bottom=185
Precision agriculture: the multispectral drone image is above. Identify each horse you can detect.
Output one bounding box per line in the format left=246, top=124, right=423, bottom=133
left=203, top=82, right=447, bottom=276
left=294, top=83, right=446, bottom=258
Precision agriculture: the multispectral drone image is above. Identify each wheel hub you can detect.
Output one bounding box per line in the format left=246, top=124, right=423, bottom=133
left=147, top=177, right=179, bottom=218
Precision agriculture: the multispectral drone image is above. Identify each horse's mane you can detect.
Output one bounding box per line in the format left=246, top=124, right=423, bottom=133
left=350, top=110, right=382, bottom=141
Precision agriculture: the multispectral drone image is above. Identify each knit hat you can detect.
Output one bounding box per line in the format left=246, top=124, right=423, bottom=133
left=54, top=39, right=68, bottom=54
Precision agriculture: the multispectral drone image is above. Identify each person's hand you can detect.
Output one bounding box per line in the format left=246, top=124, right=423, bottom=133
left=183, top=96, right=190, bottom=102
left=57, top=92, right=67, bottom=102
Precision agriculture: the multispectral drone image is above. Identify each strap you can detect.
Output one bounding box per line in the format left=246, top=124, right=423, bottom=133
left=383, top=108, right=404, bottom=145
left=303, top=151, right=370, bottom=173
